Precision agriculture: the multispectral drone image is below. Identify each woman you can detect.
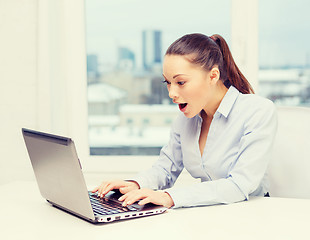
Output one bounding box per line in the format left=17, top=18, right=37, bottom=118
left=92, top=33, right=277, bottom=208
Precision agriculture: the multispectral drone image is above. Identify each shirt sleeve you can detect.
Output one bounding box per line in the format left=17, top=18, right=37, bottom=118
left=166, top=101, right=278, bottom=208
left=132, top=115, right=184, bottom=190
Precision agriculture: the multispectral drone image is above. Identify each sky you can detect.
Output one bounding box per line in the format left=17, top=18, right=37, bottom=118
left=85, top=0, right=310, bottom=69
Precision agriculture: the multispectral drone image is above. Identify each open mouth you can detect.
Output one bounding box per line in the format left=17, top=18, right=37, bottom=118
left=179, top=103, right=188, bottom=111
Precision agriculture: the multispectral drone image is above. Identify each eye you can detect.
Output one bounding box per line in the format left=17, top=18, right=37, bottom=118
left=177, top=81, right=185, bottom=86
left=162, top=79, right=171, bottom=85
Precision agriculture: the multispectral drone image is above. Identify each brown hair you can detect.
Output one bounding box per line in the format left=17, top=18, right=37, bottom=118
left=165, top=33, right=254, bottom=94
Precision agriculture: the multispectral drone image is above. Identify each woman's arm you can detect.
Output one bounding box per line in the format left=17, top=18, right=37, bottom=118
left=133, top=115, right=185, bottom=190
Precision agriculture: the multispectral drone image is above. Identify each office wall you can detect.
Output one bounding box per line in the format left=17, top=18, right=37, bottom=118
left=0, top=0, right=38, bottom=184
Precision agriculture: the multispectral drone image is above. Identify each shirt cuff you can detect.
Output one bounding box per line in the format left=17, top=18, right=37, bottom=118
left=164, top=188, right=184, bottom=208
left=127, top=176, right=150, bottom=189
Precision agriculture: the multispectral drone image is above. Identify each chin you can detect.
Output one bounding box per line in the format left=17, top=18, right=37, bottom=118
left=183, top=112, right=197, bottom=119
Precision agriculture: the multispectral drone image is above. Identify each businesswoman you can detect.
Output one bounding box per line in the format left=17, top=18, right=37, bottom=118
left=92, top=33, right=278, bottom=208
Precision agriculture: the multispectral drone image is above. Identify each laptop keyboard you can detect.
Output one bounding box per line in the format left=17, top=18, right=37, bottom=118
left=89, top=192, right=138, bottom=216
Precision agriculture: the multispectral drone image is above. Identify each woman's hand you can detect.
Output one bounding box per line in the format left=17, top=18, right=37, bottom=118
left=119, top=188, right=175, bottom=209
left=92, top=180, right=139, bottom=198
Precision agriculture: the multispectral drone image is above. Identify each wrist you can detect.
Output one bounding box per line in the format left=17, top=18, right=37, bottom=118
left=164, top=192, right=174, bottom=208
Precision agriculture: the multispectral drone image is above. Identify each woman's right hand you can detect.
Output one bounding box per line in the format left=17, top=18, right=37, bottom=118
left=91, top=180, right=140, bottom=198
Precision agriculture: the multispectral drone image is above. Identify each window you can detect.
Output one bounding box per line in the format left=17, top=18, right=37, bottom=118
left=258, top=0, right=310, bottom=106
left=85, top=0, right=231, bottom=156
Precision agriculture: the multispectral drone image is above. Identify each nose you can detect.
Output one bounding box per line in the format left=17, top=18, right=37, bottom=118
left=168, top=84, right=178, bottom=100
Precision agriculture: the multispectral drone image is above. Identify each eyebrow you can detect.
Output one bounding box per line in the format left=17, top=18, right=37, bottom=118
left=173, top=74, right=188, bottom=79
left=162, top=74, right=188, bottom=79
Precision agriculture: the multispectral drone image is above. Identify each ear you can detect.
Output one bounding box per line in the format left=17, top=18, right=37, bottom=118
left=209, top=67, right=220, bottom=84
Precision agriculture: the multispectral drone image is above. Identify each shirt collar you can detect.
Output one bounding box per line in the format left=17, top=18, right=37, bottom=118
left=216, top=85, right=240, bottom=118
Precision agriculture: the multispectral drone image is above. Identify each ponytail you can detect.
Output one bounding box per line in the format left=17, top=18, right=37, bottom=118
left=210, top=34, right=254, bottom=94
left=166, top=33, right=254, bottom=94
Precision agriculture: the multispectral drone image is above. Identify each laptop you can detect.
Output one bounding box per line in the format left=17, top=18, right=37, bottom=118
left=22, top=128, right=167, bottom=223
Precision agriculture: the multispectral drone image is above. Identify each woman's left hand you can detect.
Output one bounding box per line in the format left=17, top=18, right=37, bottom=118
left=118, top=188, right=174, bottom=208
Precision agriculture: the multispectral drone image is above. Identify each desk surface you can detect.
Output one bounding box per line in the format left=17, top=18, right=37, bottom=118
left=1, top=181, right=310, bottom=240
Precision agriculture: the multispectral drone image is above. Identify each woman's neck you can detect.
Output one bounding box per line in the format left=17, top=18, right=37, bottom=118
left=203, top=81, right=228, bottom=118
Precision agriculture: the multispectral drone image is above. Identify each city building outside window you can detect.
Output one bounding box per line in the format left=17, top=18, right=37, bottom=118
left=258, top=0, right=310, bottom=106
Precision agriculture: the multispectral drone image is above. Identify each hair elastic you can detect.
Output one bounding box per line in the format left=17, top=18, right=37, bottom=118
left=210, top=35, right=216, bottom=41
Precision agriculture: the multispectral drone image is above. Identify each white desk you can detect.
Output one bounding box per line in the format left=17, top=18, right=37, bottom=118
left=1, top=181, right=310, bottom=240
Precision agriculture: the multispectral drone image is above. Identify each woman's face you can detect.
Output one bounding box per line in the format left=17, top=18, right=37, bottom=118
left=162, top=54, right=216, bottom=118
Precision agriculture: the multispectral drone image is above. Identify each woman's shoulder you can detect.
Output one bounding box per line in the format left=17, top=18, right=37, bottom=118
left=235, top=93, right=277, bottom=122
left=238, top=93, right=275, bottom=112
